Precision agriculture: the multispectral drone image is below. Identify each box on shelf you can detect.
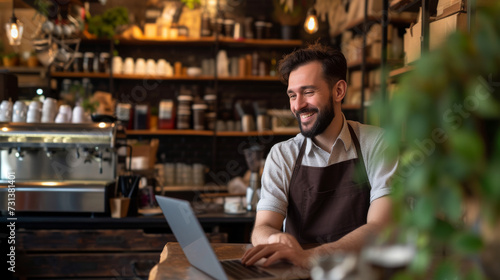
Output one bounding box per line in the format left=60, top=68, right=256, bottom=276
left=430, top=12, right=468, bottom=50
left=404, top=21, right=421, bottom=65
left=127, top=139, right=159, bottom=169
left=437, top=0, right=467, bottom=17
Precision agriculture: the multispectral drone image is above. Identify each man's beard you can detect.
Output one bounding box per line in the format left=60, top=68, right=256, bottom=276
left=295, top=95, right=335, bottom=138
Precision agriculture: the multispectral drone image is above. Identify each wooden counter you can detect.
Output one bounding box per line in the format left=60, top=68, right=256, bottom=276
left=149, top=242, right=252, bottom=280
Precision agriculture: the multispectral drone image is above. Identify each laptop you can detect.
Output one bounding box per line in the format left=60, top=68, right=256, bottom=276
left=155, top=195, right=309, bottom=280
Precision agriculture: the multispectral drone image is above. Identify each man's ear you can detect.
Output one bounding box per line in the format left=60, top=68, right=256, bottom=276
left=333, top=80, right=347, bottom=102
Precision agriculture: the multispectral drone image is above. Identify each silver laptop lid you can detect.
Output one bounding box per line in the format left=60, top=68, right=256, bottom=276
left=156, top=195, right=228, bottom=280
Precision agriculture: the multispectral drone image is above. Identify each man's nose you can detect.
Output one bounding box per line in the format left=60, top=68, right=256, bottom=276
left=293, top=95, right=307, bottom=111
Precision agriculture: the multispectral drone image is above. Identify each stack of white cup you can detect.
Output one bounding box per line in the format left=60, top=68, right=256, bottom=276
left=27, top=101, right=42, bottom=123
left=12, top=101, right=28, bottom=122
left=41, top=97, right=58, bottom=123
left=0, top=100, right=13, bottom=122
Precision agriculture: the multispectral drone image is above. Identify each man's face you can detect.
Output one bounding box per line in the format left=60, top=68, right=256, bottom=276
left=287, top=61, right=336, bottom=138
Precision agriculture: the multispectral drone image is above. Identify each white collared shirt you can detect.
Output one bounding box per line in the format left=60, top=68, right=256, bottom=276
left=257, top=114, right=398, bottom=217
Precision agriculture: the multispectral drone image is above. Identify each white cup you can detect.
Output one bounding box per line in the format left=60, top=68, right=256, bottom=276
left=123, top=57, right=135, bottom=75
left=27, top=101, right=42, bottom=123
left=146, top=59, right=156, bottom=75
left=27, top=108, right=41, bottom=123
left=135, top=58, right=146, bottom=75
left=0, top=100, right=13, bottom=122
left=112, top=56, right=123, bottom=74
left=72, top=105, right=84, bottom=123
left=55, top=112, right=66, bottom=123
left=156, top=59, right=167, bottom=75
left=58, top=104, right=72, bottom=123
left=12, top=101, right=27, bottom=123
left=42, top=97, right=57, bottom=123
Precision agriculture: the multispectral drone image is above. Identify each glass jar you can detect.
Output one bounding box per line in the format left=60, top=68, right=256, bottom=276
left=72, top=52, right=83, bottom=72
left=158, top=100, right=175, bottom=129
left=99, top=52, right=110, bottom=73
left=83, top=52, right=94, bottom=72
left=204, top=94, right=217, bottom=112
left=192, top=103, right=207, bottom=130
left=177, top=109, right=191, bottom=129
left=177, top=95, right=193, bottom=111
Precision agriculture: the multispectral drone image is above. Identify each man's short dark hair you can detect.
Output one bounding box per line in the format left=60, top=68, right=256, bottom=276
left=278, top=43, right=347, bottom=90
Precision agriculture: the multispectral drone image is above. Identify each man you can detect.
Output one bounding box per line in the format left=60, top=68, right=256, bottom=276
left=241, top=43, right=398, bottom=268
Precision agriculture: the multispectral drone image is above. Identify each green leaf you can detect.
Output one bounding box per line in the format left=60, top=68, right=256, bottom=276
left=412, top=197, right=435, bottom=229
left=452, top=232, right=483, bottom=254
left=434, top=261, right=460, bottom=280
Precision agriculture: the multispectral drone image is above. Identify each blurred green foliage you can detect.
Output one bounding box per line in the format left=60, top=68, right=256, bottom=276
left=87, top=7, right=129, bottom=39
left=370, top=2, right=500, bottom=279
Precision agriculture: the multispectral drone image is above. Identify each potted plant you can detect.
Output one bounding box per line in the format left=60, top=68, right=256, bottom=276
left=2, top=52, right=20, bottom=67
left=369, top=2, right=500, bottom=279
left=85, top=7, right=129, bottom=39
left=273, top=0, right=311, bottom=39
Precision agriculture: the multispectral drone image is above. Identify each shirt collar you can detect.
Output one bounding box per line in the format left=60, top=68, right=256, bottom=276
left=304, top=113, right=352, bottom=155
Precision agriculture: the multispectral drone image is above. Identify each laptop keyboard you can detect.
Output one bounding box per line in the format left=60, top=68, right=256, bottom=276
left=221, top=259, right=274, bottom=279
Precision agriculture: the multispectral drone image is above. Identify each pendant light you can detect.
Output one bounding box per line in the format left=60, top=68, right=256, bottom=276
left=5, top=0, right=23, bottom=46
left=304, top=7, right=319, bottom=34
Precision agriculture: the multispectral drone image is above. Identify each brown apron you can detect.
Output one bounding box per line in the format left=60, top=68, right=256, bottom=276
left=285, top=124, right=371, bottom=244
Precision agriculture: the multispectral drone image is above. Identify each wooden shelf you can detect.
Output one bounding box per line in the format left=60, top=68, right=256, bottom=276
left=51, top=72, right=110, bottom=78
left=115, top=36, right=217, bottom=46
left=51, top=72, right=282, bottom=82
left=113, top=74, right=215, bottom=80
left=389, top=65, right=415, bottom=78
left=218, top=76, right=280, bottom=82
left=126, top=129, right=213, bottom=136
left=218, top=38, right=303, bottom=47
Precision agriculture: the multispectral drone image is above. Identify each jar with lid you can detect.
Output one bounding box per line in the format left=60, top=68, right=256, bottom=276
left=72, top=52, right=83, bottom=72
left=192, top=103, right=207, bottom=130
left=116, top=103, right=133, bottom=129
left=205, top=112, right=216, bottom=130
left=134, top=104, right=149, bottom=130
left=204, top=94, right=217, bottom=112
left=99, top=52, right=111, bottom=73
left=177, top=95, right=193, bottom=111
left=83, top=52, right=95, bottom=72
left=177, top=109, right=191, bottom=129
left=158, top=100, right=175, bottom=129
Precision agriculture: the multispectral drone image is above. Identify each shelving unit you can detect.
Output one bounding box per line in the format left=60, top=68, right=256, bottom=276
left=49, top=32, right=303, bottom=184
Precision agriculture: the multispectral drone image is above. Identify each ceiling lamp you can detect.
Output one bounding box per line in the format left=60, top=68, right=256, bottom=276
left=5, top=0, right=23, bottom=46
left=304, top=7, right=319, bottom=34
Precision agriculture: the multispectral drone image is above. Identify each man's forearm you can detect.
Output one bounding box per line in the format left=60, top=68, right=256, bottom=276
left=251, top=224, right=283, bottom=245
left=311, top=223, right=381, bottom=256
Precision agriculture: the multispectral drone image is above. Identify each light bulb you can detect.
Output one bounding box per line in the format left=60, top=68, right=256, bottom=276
left=304, top=8, right=319, bottom=34
left=5, top=16, right=23, bottom=46
left=10, top=24, right=19, bottom=39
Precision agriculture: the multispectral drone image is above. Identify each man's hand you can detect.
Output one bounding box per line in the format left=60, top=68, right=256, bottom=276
left=241, top=241, right=314, bottom=268
left=267, top=232, right=299, bottom=247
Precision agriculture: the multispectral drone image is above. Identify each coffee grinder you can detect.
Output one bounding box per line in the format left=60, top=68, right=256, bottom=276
left=243, top=145, right=263, bottom=211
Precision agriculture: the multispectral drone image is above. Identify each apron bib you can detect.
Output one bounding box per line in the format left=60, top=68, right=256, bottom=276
left=285, top=124, right=371, bottom=244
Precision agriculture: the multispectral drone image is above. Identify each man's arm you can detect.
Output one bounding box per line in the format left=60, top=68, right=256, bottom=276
left=243, top=195, right=392, bottom=268
left=251, top=210, right=285, bottom=245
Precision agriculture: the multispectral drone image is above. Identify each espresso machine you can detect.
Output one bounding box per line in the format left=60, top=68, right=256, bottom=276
left=0, top=122, right=116, bottom=213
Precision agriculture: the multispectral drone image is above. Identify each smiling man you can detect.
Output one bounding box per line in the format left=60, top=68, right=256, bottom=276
left=241, top=43, right=398, bottom=268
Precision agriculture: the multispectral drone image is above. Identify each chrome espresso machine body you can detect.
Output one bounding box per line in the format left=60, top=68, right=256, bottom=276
left=0, top=122, right=116, bottom=213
